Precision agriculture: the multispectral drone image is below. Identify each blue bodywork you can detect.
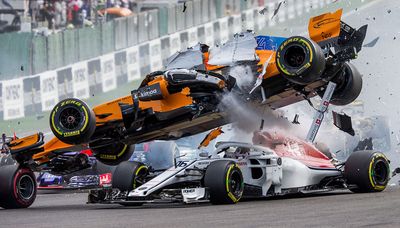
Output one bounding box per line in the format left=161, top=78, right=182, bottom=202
left=255, top=36, right=286, bottom=50
left=37, top=152, right=99, bottom=188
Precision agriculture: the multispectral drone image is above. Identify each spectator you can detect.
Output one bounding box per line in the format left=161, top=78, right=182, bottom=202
left=54, top=0, right=63, bottom=28
left=106, top=0, right=115, bottom=8
left=40, top=1, right=55, bottom=29
left=68, top=0, right=83, bottom=27
left=29, top=0, right=41, bottom=24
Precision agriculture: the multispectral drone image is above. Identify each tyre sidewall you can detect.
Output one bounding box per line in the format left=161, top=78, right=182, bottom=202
left=276, top=36, right=325, bottom=84
left=0, top=166, right=37, bottom=209
left=112, top=161, right=148, bottom=192
left=345, top=151, right=389, bottom=192
left=330, top=63, right=363, bottom=106
left=367, top=153, right=389, bottom=191
left=93, top=143, right=134, bottom=166
left=50, top=98, right=95, bottom=144
left=204, top=160, right=244, bottom=204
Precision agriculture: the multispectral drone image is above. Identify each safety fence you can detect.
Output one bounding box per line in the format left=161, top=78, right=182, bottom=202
left=0, top=0, right=356, bottom=120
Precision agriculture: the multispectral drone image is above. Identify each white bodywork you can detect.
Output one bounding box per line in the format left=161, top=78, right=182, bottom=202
left=127, top=142, right=341, bottom=201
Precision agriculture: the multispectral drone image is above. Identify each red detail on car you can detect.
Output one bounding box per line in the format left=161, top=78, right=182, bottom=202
left=143, top=143, right=150, bottom=152
left=80, top=149, right=93, bottom=156
left=99, top=173, right=112, bottom=186
left=252, top=131, right=335, bottom=169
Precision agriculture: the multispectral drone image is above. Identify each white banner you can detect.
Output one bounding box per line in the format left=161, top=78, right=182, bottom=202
left=319, top=0, right=325, bottom=8
left=296, top=0, right=303, bottom=16
left=204, top=22, right=214, bottom=47
left=312, top=0, right=320, bottom=9
left=304, top=0, right=311, bottom=13
left=188, top=27, right=198, bottom=47
left=232, top=15, right=242, bottom=34
left=2, top=78, right=24, bottom=120
left=149, top=39, right=163, bottom=72
left=287, top=0, right=296, bottom=20
left=244, top=10, right=254, bottom=31
left=40, top=71, right=58, bottom=111
left=257, top=8, right=267, bottom=31
left=101, top=54, right=116, bottom=92
left=169, top=32, right=181, bottom=56
left=219, top=17, right=229, bottom=43
left=126, top=45, right=140, bottom=81
left=72, top=62, right=90, bottom=99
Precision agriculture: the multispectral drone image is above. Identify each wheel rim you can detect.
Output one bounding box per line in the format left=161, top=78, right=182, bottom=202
left=284, top=45, right=307, bottom=68
left=229, top=170, right=243, bottom=197
left=18, top=174, right=35, bottom=200
left=372, top=160, right=388, bottom=185
left=59, top=107, right=83, bottom=130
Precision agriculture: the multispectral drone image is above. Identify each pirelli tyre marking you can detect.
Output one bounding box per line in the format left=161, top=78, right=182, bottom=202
left=276, top=37, right=314, bottom=77
left=51, top=99, right=89, bottom=138
left=99, top=144, right=128, bottom=160
left=225, top=164, right=243, bottom=203
left=368, top=153, right=389, bottom=191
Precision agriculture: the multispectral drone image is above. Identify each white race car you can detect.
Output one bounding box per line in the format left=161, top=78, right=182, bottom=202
left=88, top=131, right=390, bottom=205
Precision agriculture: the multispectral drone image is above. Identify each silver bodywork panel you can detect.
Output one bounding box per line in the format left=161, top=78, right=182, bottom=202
left=208, top=32, right=258, bottom=66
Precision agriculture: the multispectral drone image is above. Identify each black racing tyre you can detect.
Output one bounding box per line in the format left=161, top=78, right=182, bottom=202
left=50, top=98, right=96, bottom=145
left=321, top=63, right=363, bottom=106
left=91, top=142, right=134, bottom=166
left=94, top=160, right=115, bottom=175
left=204, top=160, right=244, bottom=204
left=112, top=161, right=148, bottom=192
left=344, top=151, right=390, bottom=193
left=0, top=166, right=37, bottom=209
left=276, top=36, right=326, bottom=85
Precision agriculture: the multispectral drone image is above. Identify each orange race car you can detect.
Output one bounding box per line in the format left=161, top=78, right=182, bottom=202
left=0, top=9, right=368, bottom=209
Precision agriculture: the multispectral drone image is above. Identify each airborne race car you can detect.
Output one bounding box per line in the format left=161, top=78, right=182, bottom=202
left=1, top=9, right=370, bottom=209
left=88, top=131, right=390, bottom=205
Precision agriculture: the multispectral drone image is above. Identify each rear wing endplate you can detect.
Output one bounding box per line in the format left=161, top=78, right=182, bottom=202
left=308, top=9, right=342, bottom=45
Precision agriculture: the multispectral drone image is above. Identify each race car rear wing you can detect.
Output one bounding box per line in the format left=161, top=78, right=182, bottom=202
left=309, top=9, right=368, bottom=62
left=309, top=9, right=343, bottom=45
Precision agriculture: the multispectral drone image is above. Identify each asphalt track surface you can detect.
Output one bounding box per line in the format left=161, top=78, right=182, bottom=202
left=3, top=0, right=400, bottom=227
left=0, top=187, right=400, bottom=228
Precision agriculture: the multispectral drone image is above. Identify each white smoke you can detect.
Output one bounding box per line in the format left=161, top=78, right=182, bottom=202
left=228, top=65, right=254, bottom=91
left=220, top=65, right=308, bottom=143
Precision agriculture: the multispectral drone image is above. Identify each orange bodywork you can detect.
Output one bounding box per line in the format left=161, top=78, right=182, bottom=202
left=308, top=9, right=342, bottom=43
left=98, top=7, right=133, bottom=17
left=6, top=133, right=73, bottom=164
left=32, top=137, right=74, bottom=163
left=93, top=75, right=194, bottom=125
left=9, top=134, right=40, bottom=151
left=198, top=127, right=224, bottom=149
left=204, top=49, right=280, bottom=79
left=30, top=75, right=195, bottom=162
